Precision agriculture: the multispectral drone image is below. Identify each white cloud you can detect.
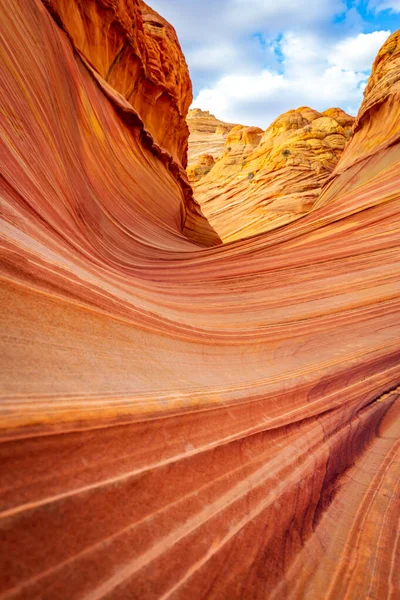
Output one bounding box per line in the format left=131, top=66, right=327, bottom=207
left=193, top=66, right=367, bottom=129
left=191, top=30, right=391, bottom=128
left=368, top=1, right=400, bottom=13
left=185, top=37, right=276, bottom=81
left=328, top=30, right=391, bottom=71
left=149, top=0, right=348, bottom=87
left=187, top=43, right=240, bottom=72
left=148, top=1, right=394, bottom=129
left=150, top=0, right=346, bottom=43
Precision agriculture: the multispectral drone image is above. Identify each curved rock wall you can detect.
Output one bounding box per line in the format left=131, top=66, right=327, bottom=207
left=0, top=2, right=399, bottom=599
left=315, top=30, right=400, bottom=207
left=43, top=0, right=192, bottom=167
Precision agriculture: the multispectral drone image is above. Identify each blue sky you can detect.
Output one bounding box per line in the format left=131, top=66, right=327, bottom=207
left=150, top=0, right=400, bottom=128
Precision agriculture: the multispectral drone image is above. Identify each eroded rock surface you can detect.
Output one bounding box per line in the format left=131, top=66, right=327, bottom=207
left=187, top=153, right=215, bottom=183
left=194, top=106, right=355, bottom=242
left=0, top=2, right=399, bottom=599
left=187, top=108, right=237, bottom=165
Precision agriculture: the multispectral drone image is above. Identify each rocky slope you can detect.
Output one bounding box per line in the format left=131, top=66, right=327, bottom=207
left=1, top=2, right=399, bottom=599
left=187, top=108, right=236, bottom=164
left=194, top=106, right=355, bottom=242
left=187, top=122, right=264, bottom=183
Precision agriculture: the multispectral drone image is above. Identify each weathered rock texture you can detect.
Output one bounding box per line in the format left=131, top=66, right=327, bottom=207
left=35, top=0, right=221, bottom=248
left=187, top=108, right=236, bottom=165
left=187, top=153, right=215, bottom=183
left=0, top=1, right=399, bottom=599
left=43, top=0, right=192, bottom=167
left=195, top=106, right=355, bottom=242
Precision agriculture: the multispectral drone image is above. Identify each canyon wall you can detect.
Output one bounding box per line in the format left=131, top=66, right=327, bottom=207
left=0, top=1, right=399, bottom=599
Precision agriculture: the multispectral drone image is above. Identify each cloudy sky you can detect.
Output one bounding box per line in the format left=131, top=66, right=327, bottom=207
left=150, top=0, right=399, bottom=128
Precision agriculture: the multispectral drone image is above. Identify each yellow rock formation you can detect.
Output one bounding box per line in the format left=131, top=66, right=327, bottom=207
left=187, top=153, right=215, bottom=182
left=194, top=106, right=354, bottom=241
left=187, top=108, right=236, bottom=165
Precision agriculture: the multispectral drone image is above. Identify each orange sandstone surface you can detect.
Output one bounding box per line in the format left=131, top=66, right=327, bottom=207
left=0, top=1, right=400, bottom=599
left=186, top=110, right=246, bottom=183
left=194, top=106, right=355, bottom=242
left=187, top=153, right=216, bottom=183
left=187, top=108, right=237, bottom=164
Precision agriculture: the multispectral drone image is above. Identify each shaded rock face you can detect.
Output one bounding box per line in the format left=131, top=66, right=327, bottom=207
left=187, top=108, right=237, bottom=166
left=43, top=0, right=193, bottom=167
left=38, top=0, right=219, bottom=246
left=194, top=106, right=355, bottom=242
left=1, top=3, right=400, bottom=600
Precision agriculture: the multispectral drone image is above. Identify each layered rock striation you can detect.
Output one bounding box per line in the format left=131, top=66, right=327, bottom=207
left=194, top=106, right=355, bottom=242
left=39, top=0, right=220, bottom=247
left=43, top=0, right=192, bottom=166
left=187, top=108, right=237, bottom=165
left=0, top=2, right=399, bottom=599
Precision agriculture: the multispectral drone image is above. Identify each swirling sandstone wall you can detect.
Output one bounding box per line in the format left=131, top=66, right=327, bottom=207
left=0, top=1, right=399, bottom=599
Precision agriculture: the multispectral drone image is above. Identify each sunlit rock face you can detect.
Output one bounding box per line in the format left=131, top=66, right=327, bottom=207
left=188, top=124, right=263, bottom=184
left=41, top=0, right=220, bottom=247
left=186, top=111, right=251, bottom=185
left=0, top=1, right=400, bottom=599
left=315, top=30, right=400, bottom=206
left=187, top=108, right=237, bottom=166
left=187, top=153, right=215, bottom=183
left=194, top=106, right=355, bottom=242
left=217, top=124, right=264, bottom=171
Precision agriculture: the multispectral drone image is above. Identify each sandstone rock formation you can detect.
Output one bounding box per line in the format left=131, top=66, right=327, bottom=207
left=188, top=124, right=263, bottom=184
left=187, top=153, right=215, bottom=183
left=43, top=0, right=192, bottom=167
left=45, top=0, right=220, bottom=247
left=194, top=106, right=355, bottom=242
left=187, top=108, right=236, bottom=164
left=1, top=1, right=399, bottom=599
left=315, top=30, right=400, bottom=198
